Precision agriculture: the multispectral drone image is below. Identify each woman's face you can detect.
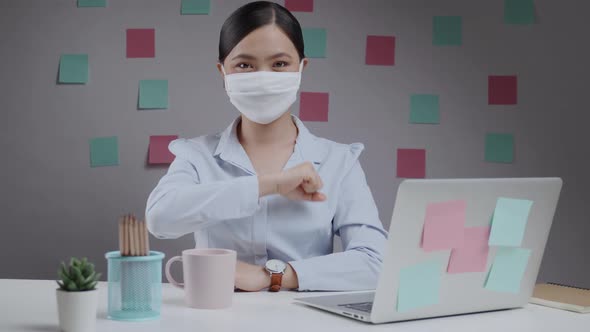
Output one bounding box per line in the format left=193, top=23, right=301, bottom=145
left=217, top=24, right=308, bottom=75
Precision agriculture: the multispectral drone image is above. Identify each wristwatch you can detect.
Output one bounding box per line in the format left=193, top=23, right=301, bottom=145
left=265, top=259, right=287, bottom=292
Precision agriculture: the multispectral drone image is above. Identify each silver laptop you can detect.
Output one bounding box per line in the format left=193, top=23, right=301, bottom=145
left=294, top=178, right=563, bottom=324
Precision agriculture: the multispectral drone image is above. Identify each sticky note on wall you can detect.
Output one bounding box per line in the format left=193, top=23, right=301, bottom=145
left=485, top=133, right=514, bottom=163
left=149, top=135, right=178, bottom=165
left=139, top=79, right=169, bottom=109
left=58, top=54, right=88, bottom=84
left=488, top=75, right=517, bottom=105
left=366, top=35, right=395, bottom=66
left=396, top=149, right=426, bottom=178
left=447, top=226, right=491, bottom=273
left=504, top=0, right=535, bottom=25
left=78, top=0, right=106, bottom=7
left=488, top=197, right=533, bottom=246
left=126, top=29, right=155, bottom=58
left=433, top=16, right=462, bottom=46
left=284, top=0, right=313, bottom=12
left=422, top=200, right=466, bottom=251
left=485, top=247, right=531, bottom=293
left=410, top=94, right=440, bottom=124
left=397, top=259, right=442, bottom=312
left=299, top=92, right=329, bottom=122
left=302, top=28, right=327, bottom=58
left=89, top=136, right=119, bottom=167
left=181, top=0, right=210, bottom=15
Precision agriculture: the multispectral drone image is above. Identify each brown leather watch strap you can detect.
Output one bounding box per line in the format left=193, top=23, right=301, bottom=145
left=269, top=273, right=283, bottom=292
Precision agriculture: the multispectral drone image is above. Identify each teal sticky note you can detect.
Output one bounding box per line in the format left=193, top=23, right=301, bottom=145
left=410, top=94, right=440, bottom=124
left=78, top=0, right=106, bottom=7
left=485, top=247, right=531, bottom=293
left=89, top=136, right=119, bottom=167
left=181, top=0, right=210, bottom=15
left=504, top=0, right=535, bottom=25
left=59, top=54, right=88, bottom=84
left=397, top=259, right=442, bottom=312
left=139, top=79, right=169, bottom=109
left=303, top=28, right=327, bottom=58
left=433, top=16, right=462, bottom=46
left=485, top=133, right=514, bottom=163
left=488, top=197, right=533, bottom=247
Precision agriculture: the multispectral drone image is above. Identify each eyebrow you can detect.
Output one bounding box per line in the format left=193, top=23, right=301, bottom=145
left=231, top=52, right=293, bottom=61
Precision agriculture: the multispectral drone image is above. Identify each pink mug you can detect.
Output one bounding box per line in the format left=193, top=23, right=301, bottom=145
left=165, top=248, right=236, bottom=309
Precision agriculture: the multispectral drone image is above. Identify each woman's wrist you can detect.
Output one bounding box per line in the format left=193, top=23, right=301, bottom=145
left=258, top=173, right=281, bottom=197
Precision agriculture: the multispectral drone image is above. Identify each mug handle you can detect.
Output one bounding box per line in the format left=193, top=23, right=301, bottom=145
left=165, top=256, right=184, bottom=289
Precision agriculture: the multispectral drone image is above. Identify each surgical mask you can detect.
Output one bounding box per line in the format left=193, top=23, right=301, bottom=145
left=221, top=61, right=303, bottom=124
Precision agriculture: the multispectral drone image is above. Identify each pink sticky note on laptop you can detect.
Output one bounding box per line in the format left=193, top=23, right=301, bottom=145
left=447, top=226, right=491, bottom=273
left=149, top=135, right=178, bottom=164
left=421, top=200, right=466, bottom=251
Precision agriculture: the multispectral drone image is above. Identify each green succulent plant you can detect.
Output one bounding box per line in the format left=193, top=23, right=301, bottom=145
left=57, top=257, right=101, bottom=292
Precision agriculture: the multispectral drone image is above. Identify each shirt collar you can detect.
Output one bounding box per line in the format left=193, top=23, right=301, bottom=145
left=213, top=115, right=324, bottom=174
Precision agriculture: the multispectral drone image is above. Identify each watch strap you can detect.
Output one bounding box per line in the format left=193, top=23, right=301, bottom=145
left=269, top=273, right=283, bottom=292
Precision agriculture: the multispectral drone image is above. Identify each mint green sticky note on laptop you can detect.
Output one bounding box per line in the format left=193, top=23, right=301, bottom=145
left=485, top=247, right=531, bottom=293
left=489, top=197, right=533, bottom=246
left=397, top=259, right=442, bottom=312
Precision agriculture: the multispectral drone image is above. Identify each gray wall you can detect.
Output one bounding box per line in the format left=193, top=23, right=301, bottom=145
left=1, top=0, right=588, bottom=288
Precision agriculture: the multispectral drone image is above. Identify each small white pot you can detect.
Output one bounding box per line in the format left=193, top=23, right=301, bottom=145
left=56, top=288, right=99, bottom=332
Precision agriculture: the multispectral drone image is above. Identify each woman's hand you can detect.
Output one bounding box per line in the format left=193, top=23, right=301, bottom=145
left=258, top=161, right=326, bottom=201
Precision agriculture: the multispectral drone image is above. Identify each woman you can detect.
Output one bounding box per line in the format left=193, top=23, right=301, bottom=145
left=146, top=1, right=388, bottom=292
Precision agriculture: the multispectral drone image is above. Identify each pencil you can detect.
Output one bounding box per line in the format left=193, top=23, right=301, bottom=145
left=138, top=219, right=145, bottom=256
left=118, top=216, right=124, bottom=255
left=144, top=219, right=150, bottom=255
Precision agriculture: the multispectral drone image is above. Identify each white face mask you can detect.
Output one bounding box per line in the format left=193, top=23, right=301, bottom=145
left=221, top=61, right=303, bottom=125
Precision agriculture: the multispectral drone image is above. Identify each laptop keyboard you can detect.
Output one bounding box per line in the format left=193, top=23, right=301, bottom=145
left=338, top=301, right=373, bottom=313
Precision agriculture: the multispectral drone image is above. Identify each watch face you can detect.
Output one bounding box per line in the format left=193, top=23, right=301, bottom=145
left=265, top=259, right=286, bottom=273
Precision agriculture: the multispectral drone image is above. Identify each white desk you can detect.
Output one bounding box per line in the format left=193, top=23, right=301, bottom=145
left=1, top=279, right=588, bottom=331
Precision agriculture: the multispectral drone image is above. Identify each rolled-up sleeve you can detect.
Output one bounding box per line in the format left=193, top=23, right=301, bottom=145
left=288, top=159, right=389, bottom=291
left=145, top=157, right=261, bottom=239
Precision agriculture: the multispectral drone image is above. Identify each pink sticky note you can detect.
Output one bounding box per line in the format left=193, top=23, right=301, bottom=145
left=488, top=75, right=517, bottom=105
left=284, top=0, right=314, bottom=12
left=149, top=135, right=178, bottom=164
left=447, top=226, right=491, bottom=273
left=366, top=35, right=395, bottom=66
left=396, top=149, right=426, bottom=178
left=421, top=200, right=466, bottom=251
left=127, top=29, right=155, bottom=58
left=299, top=92, right=329, bottom=122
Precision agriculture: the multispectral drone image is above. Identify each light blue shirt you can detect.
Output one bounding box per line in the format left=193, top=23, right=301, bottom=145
left=145, top=115, right=388, bottom=291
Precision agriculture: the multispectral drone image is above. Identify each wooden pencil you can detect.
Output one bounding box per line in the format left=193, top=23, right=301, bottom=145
left=123, top=215, right=128, bottom=256
left=138, top=219, right=145, bottom=256
left=132, top=216, right=138, bottom=256
left=118, top=216, right=124, bottom=255
left=144, top=219, right=150, bottom=255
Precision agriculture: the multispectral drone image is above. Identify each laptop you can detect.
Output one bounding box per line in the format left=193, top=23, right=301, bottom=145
left=294, top=178, right=563, bottom=324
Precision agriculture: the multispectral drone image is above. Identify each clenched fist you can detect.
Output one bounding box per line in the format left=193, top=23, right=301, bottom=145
left=258, top=161, right=326, bottom=201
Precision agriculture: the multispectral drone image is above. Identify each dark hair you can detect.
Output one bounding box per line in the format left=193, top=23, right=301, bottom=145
left=218, top=1, right=305, bottom=63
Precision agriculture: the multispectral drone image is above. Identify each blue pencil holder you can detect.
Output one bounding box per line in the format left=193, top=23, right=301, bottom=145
left=105, top=251, right=165, bottom=321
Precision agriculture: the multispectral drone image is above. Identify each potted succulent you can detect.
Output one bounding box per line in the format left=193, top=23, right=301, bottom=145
left=56, top=257, right=101, bottom=332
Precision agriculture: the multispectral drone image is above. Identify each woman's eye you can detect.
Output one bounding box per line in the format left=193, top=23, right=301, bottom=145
left=274, top=61, right=288, bottom=68
left=237, top=63, right=252, bottom=69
